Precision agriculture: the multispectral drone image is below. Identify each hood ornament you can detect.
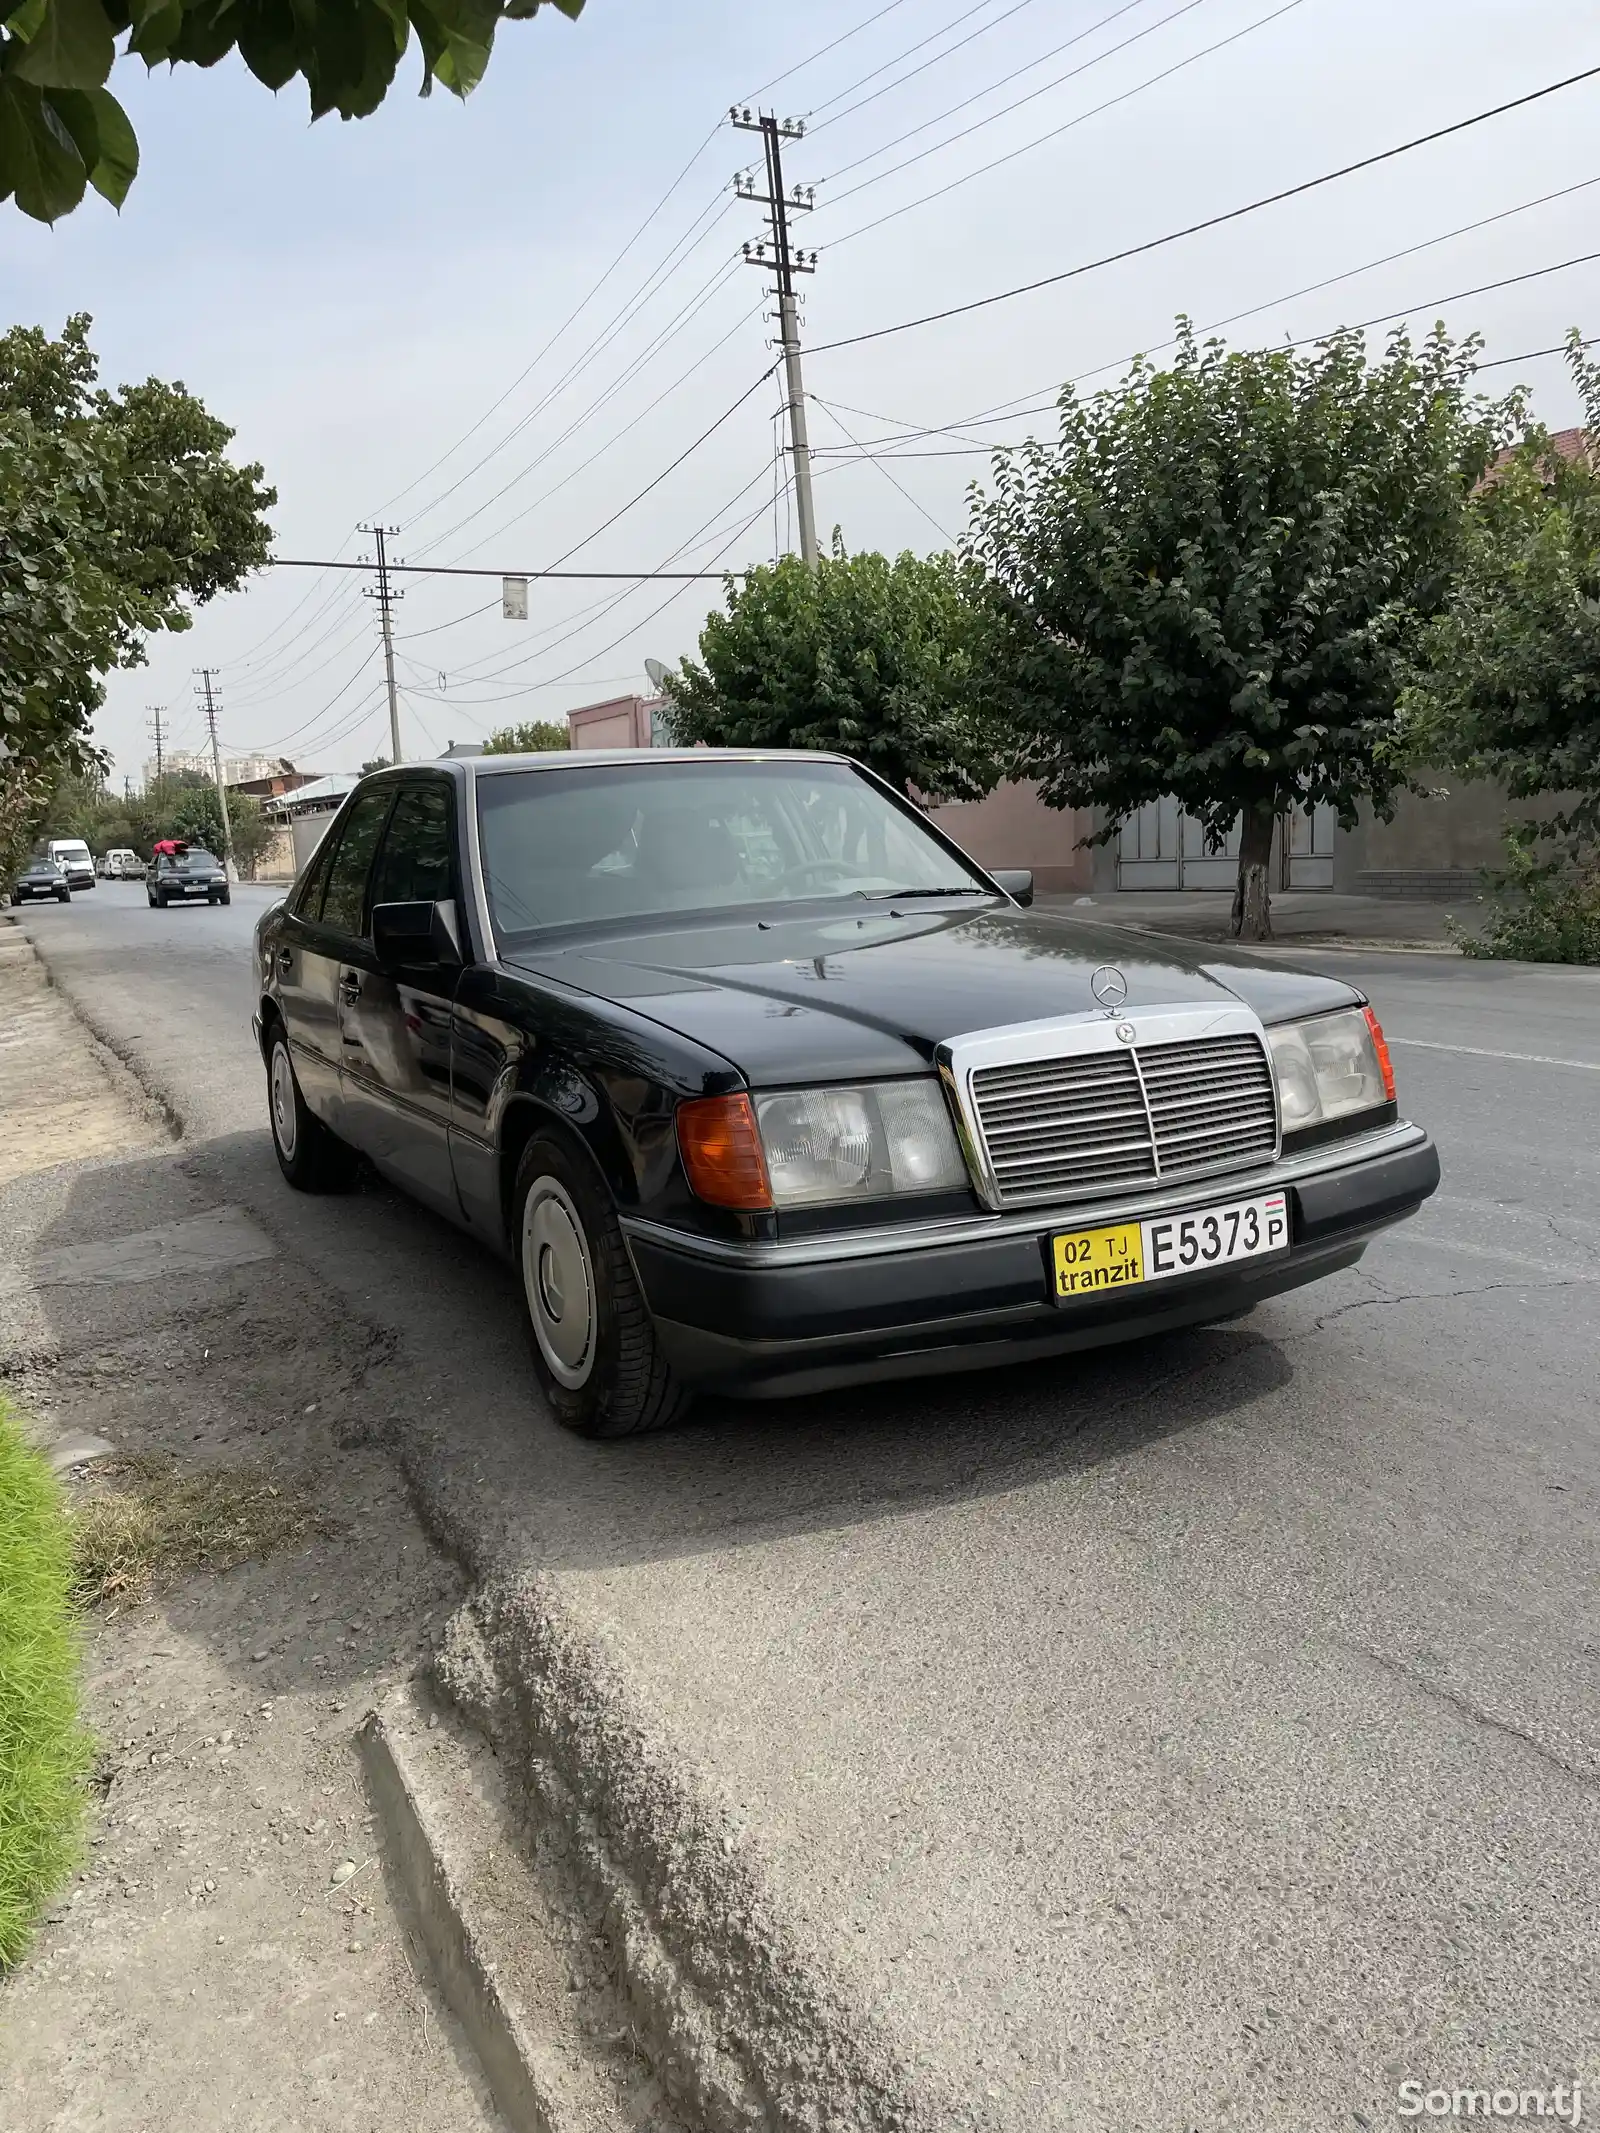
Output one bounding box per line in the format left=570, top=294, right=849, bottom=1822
left=1090, top=965, right=1128, bottom=1013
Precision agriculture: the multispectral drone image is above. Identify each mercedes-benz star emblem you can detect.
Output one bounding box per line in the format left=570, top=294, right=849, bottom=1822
left=1116, top=1022, right=1137, bottom=1044
left=1090, top=964, right=1129, bottom=1012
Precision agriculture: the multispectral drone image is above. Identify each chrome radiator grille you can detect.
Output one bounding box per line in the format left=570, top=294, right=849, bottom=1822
left=968, top=1031, right=1277, bottom=1208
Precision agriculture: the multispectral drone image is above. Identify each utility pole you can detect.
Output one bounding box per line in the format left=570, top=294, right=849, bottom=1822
left=147, top=703, right=165, bottom=788
left=361, top=522, right=403, bottom=762
left=732, top=108, right=819, bottom=569
left=195, top=668, right=234, bottom=875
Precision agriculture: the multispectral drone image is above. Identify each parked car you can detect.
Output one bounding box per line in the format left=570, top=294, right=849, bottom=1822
left=99, top=848, right=144, bottom=879
left=11, top=853, right=71, bottom=904
left=45, top=838, right=95, bottom=891
left=149, top=848, right=230, bottom=907
left=253, top=753, right=1439, bottom=1439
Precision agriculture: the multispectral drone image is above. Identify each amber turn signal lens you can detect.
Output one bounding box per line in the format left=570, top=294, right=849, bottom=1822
left=1363, top=1006, right=1397, bottom=1102
left=676, top=1094, right=773, bottom=1210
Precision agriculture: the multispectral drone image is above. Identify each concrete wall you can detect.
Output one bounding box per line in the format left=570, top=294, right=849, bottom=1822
left=925, top=782, right=1093, bottom=893
left=567, top=695, right=665, bottom=749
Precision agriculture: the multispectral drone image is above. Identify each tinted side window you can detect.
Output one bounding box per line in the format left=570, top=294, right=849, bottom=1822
left=319, top=790, right=395, bottom=938
left=368, top=785, right=455, bottom=914
left=291, top=820, right=342, bottom=919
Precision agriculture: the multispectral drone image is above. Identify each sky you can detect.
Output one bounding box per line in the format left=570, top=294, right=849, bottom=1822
left=3, top=0, right=1598, bottom=786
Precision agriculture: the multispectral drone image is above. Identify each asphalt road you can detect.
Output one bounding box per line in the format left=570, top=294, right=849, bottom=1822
left=17, top=880, right=1600, bottom=2132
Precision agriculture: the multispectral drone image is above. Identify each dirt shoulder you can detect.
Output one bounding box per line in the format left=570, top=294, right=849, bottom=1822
left=0, top=921, right=498, bottom=2131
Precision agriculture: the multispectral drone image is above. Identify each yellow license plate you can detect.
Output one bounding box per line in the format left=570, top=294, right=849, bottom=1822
left=1051, top=1221, right=1145, bottom=1297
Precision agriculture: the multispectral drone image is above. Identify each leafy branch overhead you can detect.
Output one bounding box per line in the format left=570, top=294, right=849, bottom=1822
left=0, top=0, right=584, bottom=222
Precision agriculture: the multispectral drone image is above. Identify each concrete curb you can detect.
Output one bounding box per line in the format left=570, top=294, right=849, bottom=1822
left=358, top=1690, right=564, bottom=2133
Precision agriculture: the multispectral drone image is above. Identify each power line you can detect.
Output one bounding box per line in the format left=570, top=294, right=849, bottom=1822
left=822, top=0, right=1304, bottom=246
left=810, top=397, right=957, bottom=541
left=407, top=241, right=746, bottom=558
left=264, top=561, right=753, bottom=581
left=1480, top=333, right=1599, bottom=371
left=374, top=122, right=729, bottom=519
left=806, top=0, right=1029, bottom=122
left=810, top=171, right=1600, bottom=448
left=540, top=363, right=780, bottom=573
left=738, top=0, right=917, bottom=104
left=813, top=0, right=1208, bottom=182
left=806, top=60, right=1600, bottom=354
left=418, top=277, right=763, bottom=563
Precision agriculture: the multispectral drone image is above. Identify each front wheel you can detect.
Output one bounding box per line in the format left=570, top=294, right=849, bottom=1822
left=267, top=1025, right=358, bottom=1192
left=513, top=1133, right=691, bottom=1438
left=57, top=890, right=70, bottom=903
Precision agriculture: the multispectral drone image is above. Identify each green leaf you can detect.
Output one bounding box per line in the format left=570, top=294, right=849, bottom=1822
left=0, top=74, right=87, bottom=218
left=126, top=0, right=182, bottom=58
left=166, top=0, right=240, bottom=68
left=77, top=82, right=133, bottom=201
left=2, top=0, right=50, bottom=39
left=234, top=0, right=299, bottom=89
left=11, top=0, right=114, bottom=89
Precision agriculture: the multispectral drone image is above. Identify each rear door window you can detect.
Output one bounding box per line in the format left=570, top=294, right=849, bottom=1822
left=318, top=790, right=395, bottom=938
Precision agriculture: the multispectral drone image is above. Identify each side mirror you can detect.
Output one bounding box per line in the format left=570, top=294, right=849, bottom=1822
left=371, top=900, right=461, bottom=971
left=990, top=869, right=1034, bottom=908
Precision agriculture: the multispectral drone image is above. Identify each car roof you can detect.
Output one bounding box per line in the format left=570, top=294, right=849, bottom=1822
left=463, top=747, right=850, bottom=779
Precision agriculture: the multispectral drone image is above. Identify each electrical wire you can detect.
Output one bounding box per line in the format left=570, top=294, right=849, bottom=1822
left=374, top=120, right=729, bottom=519
left=813, top=0, right=1206, bottom=181
left=808, top=61, right=1600, bottom=355
left=419, top=277, right=762, bottom=563
left=739, top=0, right=920, bottom=106
left=808, top=0, right=1039, bottom=134
left=439, top=458, right=782, bottom=692
left=822, top=185, right=1600, bottom=453
left=809, top=398, right=958, bottom=541
left=1480, top=333, right=1599, bottom=371
left=224, top=643, right=382, bottom=754
left=822, top=0, right=1305, bottom=247
left=536, top=363, right=779, bottom=576
left=393, top=598, right=504, bottom=641
left=402, top=194, right=738, bottom=536
left=805, top=0, right=1027, bottom=122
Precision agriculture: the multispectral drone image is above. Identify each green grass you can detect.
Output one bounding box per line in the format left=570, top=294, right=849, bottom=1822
left=0, top=1398, right=91, bottom=1970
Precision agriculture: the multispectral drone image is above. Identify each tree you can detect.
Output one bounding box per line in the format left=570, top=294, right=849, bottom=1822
left=0, top=0, right=584, bottom=225
left=0, top=315, right=273, bottom=874
left=664, top=543, right=1003, bottom=802
left=483, top=719, right=569, bottom=754
left=967, top=323, right=1521, bottom=937
left=359, top=755, right=391, bottom=776
left=1403, top=334, right=1600, bottom=845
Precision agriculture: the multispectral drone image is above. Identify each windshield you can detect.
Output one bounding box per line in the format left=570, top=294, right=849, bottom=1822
left=53, top=842, right=90, bottom=861
left=180, top=851, right=220, bottom=868
left=476, top=758, right=989, bottom=945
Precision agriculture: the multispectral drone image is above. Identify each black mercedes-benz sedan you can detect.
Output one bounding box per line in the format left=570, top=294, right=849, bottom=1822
left=252, top=752, right=1439, bottom=1437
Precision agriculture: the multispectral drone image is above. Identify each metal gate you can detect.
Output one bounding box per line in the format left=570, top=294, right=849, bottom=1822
left=1118, top=797, right=1336, bottom=890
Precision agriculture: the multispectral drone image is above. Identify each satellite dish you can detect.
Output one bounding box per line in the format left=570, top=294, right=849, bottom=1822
left=644, top=657, right=671, bottom=693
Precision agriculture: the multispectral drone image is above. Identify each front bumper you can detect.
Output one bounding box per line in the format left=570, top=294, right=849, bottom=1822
left=624, top=1123, right=1440, bottom=1398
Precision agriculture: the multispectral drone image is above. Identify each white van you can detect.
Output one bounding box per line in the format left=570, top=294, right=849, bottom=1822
left=46, top=839, right=95, bottom=890
left=100, top=848, right=144, bottom=879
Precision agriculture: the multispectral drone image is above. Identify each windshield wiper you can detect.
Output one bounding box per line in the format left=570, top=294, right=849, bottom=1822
left=862, top=885, right=988, bottom=900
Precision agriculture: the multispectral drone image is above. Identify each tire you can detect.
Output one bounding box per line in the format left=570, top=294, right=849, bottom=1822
left=57, top=890, right=69, bottom=903
left=147, top=891, right=157, bottom=908
left=266, top=1024, right=358, bottom=1193
left=512, top=1132, right=692, bottom=1439
left=218, top=891, right=231, bottom=907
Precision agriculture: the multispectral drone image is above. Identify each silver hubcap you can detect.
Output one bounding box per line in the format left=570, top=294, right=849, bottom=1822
left=521, top=1177, right=596, bottom=1389
left=270, top=1044, right=298, bottom=1161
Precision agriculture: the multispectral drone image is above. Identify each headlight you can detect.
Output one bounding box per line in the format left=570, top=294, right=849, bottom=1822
left=755, top=1079, right=969, bottom=1207
left=1268, top=1007, right=1395, bottom=1132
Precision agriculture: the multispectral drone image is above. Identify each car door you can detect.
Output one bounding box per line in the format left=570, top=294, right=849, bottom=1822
left=335, top=778, right=463, bottom=1218
left=276, top=789, right=395, bottom=1131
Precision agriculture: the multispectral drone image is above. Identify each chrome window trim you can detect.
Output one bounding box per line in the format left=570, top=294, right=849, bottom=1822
left=620, top=1118, right=1426, bottom=1269
left=937, top=1003, right=1281, bottom=1211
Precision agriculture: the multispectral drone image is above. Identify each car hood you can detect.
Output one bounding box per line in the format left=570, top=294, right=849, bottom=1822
left=506, top=902, right=1362, bottom=1086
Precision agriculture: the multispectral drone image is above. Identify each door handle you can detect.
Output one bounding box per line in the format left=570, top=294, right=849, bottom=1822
left=339, top=972, right=361, bottom=1004
left=276, top=948, right=292, bottom=975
